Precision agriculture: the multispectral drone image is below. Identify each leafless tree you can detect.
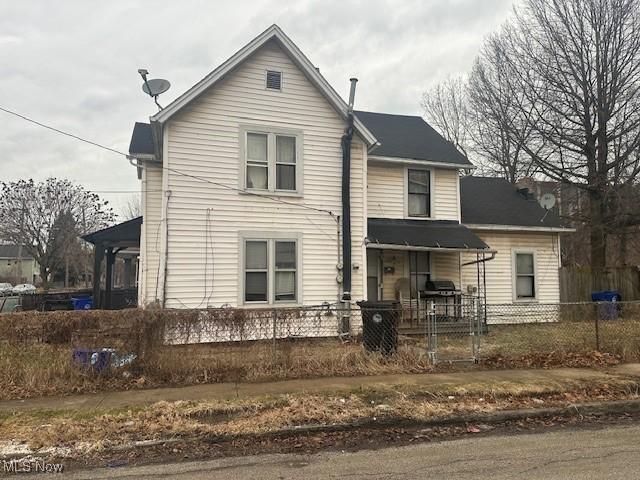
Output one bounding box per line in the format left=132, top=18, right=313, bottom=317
left=0, top=178, right=114, bottom=289
left=421, top=77, right=470, bottom=157
left=422, top=70, right=538, bottom=183
left=492, top=0, right=640, bottom=269
left=120, top=194, right=142, bottom=220
left=467, top=38, right=540, bottom=183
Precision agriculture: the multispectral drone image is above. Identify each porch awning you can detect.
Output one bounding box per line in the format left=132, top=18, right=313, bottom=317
left=366, top=218, right=492, bottom=253
left=82, top=216, right=142, bottom=248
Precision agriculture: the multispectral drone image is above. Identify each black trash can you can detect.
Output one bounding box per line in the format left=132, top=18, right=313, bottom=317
left=357, top=300, right=400, bottom=355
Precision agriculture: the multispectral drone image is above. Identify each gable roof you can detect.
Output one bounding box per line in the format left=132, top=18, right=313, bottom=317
left=0, top=245, right=34, bottom=259
left=129, top=122, right=155, bottom=156
left=460, top=176, right=566, bottom=229
left=149, top=24, right=377, bottom=147
left=355, top=111, right=472, bottom=167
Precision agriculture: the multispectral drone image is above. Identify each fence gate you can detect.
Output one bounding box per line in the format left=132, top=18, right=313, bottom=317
left=426, top=298, right=483, bottom=364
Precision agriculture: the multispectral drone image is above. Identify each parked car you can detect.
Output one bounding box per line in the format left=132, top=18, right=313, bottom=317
left=0, top=283, right=12, bottom=296
left=12, top=284, right=36, bottom=295
left=0, top=296, right=21, bottom=313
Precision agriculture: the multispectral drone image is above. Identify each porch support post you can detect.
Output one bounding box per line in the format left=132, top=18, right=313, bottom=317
left=123, top=257, right=132, bottom=288
left=92, top=242, right=104, bottom=309
left=105, top=247, right=115, bottom=310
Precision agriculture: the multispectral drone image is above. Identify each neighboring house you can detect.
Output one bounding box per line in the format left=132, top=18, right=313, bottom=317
left=126, top=24, right=571, bottom=313
left=0, top=245, right=39, bottom=284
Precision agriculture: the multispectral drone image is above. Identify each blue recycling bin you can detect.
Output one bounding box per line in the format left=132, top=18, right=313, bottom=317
left=591, top=290, right=621, bottom=320
left=71, top=297, right=92, bottom=310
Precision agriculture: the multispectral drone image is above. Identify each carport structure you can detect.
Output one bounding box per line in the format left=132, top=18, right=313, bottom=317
left=82, top=216, right=142, bottom=309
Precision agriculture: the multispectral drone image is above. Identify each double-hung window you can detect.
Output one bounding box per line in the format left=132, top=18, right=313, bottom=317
left=514, top=252, right=536, bottom=300
left=243, top=236, right=300, bottom=304
left=242, top=128, right=301, bottom=194
left=407, top=169, right=431, bottom=217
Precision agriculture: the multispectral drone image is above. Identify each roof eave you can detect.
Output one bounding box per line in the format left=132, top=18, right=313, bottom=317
left=368, top=154, right=476, bottom=170
left=149, top=24, right=378, bottom=147
left=365, top=241, right=495, bottom=254
left=464, top=223, right=575, bottom=233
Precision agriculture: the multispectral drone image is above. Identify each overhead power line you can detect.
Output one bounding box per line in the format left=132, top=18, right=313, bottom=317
left=0, top=105, right=336, bottom=217
left=0, top=106, right=129, bottom=157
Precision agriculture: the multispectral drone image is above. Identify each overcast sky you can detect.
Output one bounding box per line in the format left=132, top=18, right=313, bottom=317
left=0, top=0, right=513, bottom=218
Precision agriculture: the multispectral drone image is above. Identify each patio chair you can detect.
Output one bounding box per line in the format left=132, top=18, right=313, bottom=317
left=395, top=278, right=422, bottom=327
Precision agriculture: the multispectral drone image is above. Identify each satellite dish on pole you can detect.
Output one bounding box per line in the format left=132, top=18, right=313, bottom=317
left=138, top=69, right=170, bottom=110
left=540, top=193, right=556, bottom=210
left=142, top=78, right=171, bottom=96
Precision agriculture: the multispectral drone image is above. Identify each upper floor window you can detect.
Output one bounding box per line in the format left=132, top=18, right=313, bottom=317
left=241, top=128, right=302, bottom=194
left=407, top=169, right=431, bottom=217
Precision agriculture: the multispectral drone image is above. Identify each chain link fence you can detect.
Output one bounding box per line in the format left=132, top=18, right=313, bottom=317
left=1, top=300, right=640, bottom=399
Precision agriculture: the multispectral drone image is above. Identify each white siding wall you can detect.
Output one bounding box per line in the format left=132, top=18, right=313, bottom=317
left=139, top=163, right=163, bottom=305
left=432, top=252, right=461, bottom=285
left=157, top=40, right=365, bottom=308
left=367, top=164, right=404, bottom=218
left=367, top=163, right=460, bottom=220
left=461, top=231, right=561, bottom=305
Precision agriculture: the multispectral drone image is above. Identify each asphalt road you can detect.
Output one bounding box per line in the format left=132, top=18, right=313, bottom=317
left=61, top=424, right=640, bottom=480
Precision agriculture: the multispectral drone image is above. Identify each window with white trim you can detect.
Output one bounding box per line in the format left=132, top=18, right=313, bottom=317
left=515, top=252, right=536, bottom=299
left=407, top=169, right=431, bottom=217
left=242, top=129, right=301, bottom=193
left=243, top=237, right=299, bottom=304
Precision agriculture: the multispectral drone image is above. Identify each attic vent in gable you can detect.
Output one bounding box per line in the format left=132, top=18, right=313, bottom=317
left=266, top=70, right=282, bottom=90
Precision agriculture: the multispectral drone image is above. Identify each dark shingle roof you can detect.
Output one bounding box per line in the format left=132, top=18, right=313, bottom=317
left=354, top=111, right=472, bottom=166
left=460, top=176, right=564, bottom=228
left=83, top=217, right=142, bottom=247
left=367, top=218, right=489, bottom=251
left=0, top=245, right=33, bottom=259
left=129, top=122, right=155, bottom=156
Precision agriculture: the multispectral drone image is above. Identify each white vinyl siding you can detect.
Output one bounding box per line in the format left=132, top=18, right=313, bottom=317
left=139, top=164, right=163, bottom=305
left=461, top=231, right=561, bottom=305
left=157, top=40, right=366, bottom=308
left=367, top=163, right=460, bottom=221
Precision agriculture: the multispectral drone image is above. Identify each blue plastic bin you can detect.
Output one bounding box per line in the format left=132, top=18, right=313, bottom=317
left=72, top=348, right=112, bottom=372
left=71, top=297, right=92, bottom=310
left=591, top=290, right=621, bottom=320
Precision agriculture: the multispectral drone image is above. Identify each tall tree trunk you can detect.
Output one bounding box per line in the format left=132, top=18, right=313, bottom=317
left=589, top=189, right=607, bottom=271
left=39, top=264, right=49, bottom=291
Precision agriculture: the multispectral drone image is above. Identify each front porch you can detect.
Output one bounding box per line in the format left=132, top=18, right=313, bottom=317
left=366, top=218, right=494, bottom=333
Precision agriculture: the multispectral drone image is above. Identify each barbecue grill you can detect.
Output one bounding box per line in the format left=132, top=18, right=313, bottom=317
left=423, top=280, right=460, bottom=297
left=421, top=279, right=462, bottom=320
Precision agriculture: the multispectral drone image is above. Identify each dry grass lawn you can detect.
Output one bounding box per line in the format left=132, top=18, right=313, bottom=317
left=1, top=375, right=638, bottom=455
left=1, top=316, right=640, bottom=400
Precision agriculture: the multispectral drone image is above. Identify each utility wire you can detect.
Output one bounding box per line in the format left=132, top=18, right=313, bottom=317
left=1, top=105, right=336, bottom=217
left=0, top=106, right=129, bottom=157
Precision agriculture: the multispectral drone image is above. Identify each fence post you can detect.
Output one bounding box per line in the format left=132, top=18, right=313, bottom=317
left=426, top=300, right=437, bottom=364
left=595, top=306, right=601, bottom=352
left=272, top=308, right=277, bottom=365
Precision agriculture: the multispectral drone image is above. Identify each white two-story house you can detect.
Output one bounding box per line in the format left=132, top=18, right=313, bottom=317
left=126, top=25, right=571, bottom=317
